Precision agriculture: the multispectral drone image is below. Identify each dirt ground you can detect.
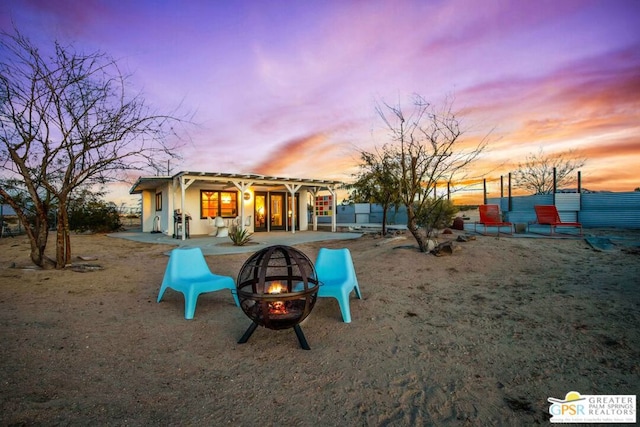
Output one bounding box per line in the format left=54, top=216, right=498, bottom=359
left=1, top=228, right=639, bottom=426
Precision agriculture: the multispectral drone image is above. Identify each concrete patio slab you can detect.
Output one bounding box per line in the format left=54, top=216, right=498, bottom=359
left=108, top=230, right=363, bottom=255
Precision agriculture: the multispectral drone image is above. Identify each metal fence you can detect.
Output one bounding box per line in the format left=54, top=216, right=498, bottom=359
left=489, top=192, right=640, bottom=229
left=317, top=192, right=640, bottom=230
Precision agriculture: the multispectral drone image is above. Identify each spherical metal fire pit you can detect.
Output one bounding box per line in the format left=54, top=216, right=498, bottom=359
left=236, top=245, right=319, bottom=349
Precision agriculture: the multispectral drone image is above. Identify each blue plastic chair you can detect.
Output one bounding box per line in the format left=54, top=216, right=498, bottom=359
left=158, top=247, right=239, bottom=319
left=315, top=248, right=362, bottom=323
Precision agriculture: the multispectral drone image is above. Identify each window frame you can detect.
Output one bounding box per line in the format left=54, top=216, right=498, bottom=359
left=200, top=190, right=238, bottom=219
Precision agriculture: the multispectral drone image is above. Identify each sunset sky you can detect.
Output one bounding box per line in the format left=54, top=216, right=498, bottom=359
left=2, top=0, right=639, bottom=205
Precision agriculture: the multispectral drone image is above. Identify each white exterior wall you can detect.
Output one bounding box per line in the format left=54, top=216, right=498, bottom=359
left=298, top=189, right=309, bottom=231
left=170, top=183, right=256, bottom=236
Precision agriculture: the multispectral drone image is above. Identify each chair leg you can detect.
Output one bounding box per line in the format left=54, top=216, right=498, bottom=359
left=337, top=295, right=352, bottom=323
left=354, top=284, right=362, bottom=300
left=184, top=290, right=198, bottom=320
left=157, top=284, right=168, bottom=303
left=231, top=289, right=240, bottom=307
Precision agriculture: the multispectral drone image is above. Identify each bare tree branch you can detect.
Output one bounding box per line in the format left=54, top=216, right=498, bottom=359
left=513, top=148, right=586, bottom=194
left=1, top=28, right=186, bottom=268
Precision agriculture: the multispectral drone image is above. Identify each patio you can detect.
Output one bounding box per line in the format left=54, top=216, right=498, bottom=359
left=107, top=229, right=363, bottom=255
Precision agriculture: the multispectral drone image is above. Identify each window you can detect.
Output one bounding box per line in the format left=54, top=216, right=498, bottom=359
left=201, top=191, right=219, bottom=218
left=155, top=193, right=162, bottom=211
left=201, top=190, right=237, bottom=218
left=220, top=191, right=238, bottom=217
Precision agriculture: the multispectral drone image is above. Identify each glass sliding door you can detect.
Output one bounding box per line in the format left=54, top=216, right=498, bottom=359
left=270, top=194, right=284, bottom=230
left=254, top=193, right=267, bottom=231
left=252, top=192, right=291, bottom=231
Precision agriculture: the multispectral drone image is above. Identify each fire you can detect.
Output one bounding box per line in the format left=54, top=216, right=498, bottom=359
left=267, top=282, right=284, bottom=294
left=267, top=282, right=287, bottom=314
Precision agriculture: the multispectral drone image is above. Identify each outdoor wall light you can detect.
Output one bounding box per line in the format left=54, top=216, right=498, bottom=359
left=244, top=191, right=251, bottom=201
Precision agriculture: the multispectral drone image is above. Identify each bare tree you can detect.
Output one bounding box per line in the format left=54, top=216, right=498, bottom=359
left=513, top=148, right=586, bottom=194
left=0, top=29, right=182, bottom=269
left=374, top=94, right=489, bottom=252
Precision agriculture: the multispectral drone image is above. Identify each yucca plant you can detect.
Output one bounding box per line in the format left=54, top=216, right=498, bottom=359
left=229, top=227, right=253, bottom=246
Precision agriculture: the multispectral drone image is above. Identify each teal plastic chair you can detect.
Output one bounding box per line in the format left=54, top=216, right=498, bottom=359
left=158, top=247, right=239, bottom=319
left=315, top=248, right=362, bottom=323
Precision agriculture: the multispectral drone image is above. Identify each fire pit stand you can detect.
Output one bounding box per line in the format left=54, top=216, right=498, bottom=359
left=236, top=245, right=319, bottom=350
left=238, top=322, right=310, bottom=350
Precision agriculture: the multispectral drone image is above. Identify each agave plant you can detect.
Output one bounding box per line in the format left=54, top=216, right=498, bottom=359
left=229, top=227, right=253, bottom=246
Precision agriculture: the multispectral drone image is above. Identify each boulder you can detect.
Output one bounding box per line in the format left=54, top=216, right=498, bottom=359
left=452, top=217, right=465, bottom=230
left=431, top=241, right=460, bottom=256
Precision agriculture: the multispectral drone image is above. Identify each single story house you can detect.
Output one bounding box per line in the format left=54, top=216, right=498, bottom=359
left=129, top=171, right=343, bottom=239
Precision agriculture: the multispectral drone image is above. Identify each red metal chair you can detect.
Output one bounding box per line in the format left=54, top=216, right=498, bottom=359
left=531, top=205, right=582, bottom=235
left=474, top=204, right=513, bottom=235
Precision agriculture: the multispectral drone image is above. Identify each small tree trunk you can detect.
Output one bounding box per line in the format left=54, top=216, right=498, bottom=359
left=55, top=206, right=71, bottom=269
left=30, top=225, right=48, bottom=267
left=381, top=205, right=388, bottom=236
left=28, top=211, right=54, bottom=268
left=406, top=207, right=430, bottom=252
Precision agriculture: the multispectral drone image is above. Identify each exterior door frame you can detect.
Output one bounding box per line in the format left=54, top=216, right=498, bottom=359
left=253, top=191, right=301, bottom=232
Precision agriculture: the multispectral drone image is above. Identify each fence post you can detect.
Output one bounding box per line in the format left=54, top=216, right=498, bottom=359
left=577, top=170, right=582, bottom=219
left=508, top=173, right=512, bottom=211
left=483, top=179, right=487, bottom=205
left=552, top=167, right=557, bottom=205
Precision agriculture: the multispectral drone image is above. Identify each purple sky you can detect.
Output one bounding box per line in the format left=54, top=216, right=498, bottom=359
left=2, top=0, right=639, bottom=204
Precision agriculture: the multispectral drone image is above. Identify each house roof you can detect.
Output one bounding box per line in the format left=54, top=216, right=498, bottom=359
left=129, top=171, right=344, bottom=194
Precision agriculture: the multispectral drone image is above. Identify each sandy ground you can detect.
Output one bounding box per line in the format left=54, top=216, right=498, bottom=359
left=1, top=228, right=639, bottom=426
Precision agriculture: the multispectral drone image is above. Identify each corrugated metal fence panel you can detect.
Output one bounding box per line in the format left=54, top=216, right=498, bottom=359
left=355, top=213, right=370, bottom=223
left=558, top=211, right=579, bottom=222
left=581, top=192, right=640, bottom=210
left=354, top=203, right=370, bottom=214
left=580, top=192, right=640, bottom=228
left=505, top=211, right=537, bottom=224
left=369, top=204, right=408, bottom=224
left=486, top=197, right=508, bottom=211
left=513, top=195, right=553, bottom=210
left=335, top=205, right=355, bottom=224
left=387, top=206, right=408, bottom=224
left=555, top=193, right=580, bottom=211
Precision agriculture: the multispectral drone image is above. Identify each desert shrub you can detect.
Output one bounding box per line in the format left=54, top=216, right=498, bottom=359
left=68, top=200, right=122, bottom=233
left=229, top=227, right=253, bottom=246
left=413, top=198, right=458, bottom=236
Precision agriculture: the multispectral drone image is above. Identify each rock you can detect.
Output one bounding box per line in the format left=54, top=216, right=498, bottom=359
left=442, top=228, right=453, bottom=234
left=456, top=234, right=476, bottom=242
left=431, top=241, right=461, bottom=256
left=452, top=217, right=465, bottom=230
left=69, top=263, right=103, bottom=272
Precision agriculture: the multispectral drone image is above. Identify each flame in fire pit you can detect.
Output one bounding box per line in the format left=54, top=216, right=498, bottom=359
left=267, top=282, right=284, bottom=294
left=267, top=282, right=287, bottom=314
